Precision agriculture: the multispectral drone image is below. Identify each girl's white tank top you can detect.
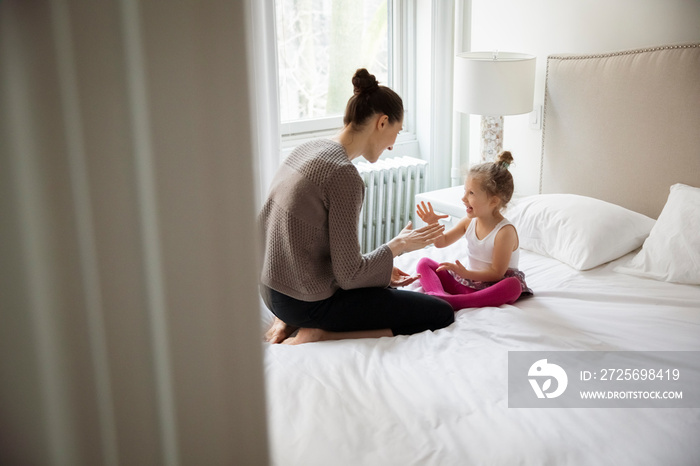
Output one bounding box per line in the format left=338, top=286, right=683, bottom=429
left=465, top=218, right=519, bottom=271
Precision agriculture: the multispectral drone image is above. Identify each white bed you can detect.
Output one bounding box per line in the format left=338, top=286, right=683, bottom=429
left=263, top=44, right=700, bottom=465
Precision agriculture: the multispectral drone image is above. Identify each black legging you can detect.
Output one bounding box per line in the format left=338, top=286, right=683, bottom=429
left=261, top=285, right=454, bottom=336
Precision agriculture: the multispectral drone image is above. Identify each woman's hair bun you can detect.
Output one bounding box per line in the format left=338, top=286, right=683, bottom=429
left=344, top=68, right=403, bottom=127
left=352, top=68, right=379, bottom=95
left=495, top=150, right=514, bottom=169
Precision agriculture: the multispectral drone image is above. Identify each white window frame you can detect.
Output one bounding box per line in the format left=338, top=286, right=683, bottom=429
left=279, top=0, right=419, bottom=158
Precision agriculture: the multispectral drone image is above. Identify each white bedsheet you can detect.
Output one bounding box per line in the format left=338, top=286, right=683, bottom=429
left=264, top=242, right=700, bottom=466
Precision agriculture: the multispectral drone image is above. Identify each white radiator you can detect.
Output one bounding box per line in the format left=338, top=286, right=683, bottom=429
left=355, top=156, right=429, bottom=254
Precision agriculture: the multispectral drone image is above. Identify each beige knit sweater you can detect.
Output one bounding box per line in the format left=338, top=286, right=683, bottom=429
left=259, top=139, right=393, bottom=301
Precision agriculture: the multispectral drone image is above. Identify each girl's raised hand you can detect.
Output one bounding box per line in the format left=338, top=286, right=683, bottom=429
left=416, top=201, right=449, bottom=225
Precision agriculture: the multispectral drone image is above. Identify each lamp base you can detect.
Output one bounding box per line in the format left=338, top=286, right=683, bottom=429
left=480, top=115, right=504, bottom=162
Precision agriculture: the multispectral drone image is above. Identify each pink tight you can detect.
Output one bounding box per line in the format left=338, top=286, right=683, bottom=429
left=416, top=257, right=522, bottom=310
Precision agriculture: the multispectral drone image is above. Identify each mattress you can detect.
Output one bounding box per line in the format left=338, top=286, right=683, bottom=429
left=263, top=241, right=700, bottom=466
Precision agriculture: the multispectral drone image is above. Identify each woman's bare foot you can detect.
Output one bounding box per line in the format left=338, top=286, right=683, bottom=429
left=264, top=317, right=299, bottom=344
left=282, top=327, right=325, bottom=345
left=282, top=327, right=393, bottom=345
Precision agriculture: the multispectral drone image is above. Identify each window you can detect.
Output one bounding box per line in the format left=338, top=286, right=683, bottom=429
left=275, top=0, right=415, bottom=144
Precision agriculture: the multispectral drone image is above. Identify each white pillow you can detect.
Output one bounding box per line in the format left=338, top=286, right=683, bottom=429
left=506, top=194, right=655, bottom=270
left=614, top=184, right=700, bottom=284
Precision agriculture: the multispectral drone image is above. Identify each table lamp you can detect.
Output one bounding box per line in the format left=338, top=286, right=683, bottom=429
left=454, top=51, right=536, bottom=162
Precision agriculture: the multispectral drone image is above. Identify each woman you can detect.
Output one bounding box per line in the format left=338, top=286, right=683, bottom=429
left=260, top=69, right=454, bottom=344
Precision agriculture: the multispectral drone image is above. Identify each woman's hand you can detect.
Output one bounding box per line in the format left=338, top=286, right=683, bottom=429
left=387, top=221, right=445, bottom=256
left=416, top=201, right=449, bottom=225
left=436, top=259, right=468, bottom=279
left=390, top=267, right=420, bottom=287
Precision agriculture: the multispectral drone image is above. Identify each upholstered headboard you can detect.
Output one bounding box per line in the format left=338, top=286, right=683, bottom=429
left=540, top=43, right=700, bottom=219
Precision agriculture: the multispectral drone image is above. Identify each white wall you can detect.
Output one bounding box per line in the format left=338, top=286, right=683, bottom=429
left=467, top=0, right=700, bottom=196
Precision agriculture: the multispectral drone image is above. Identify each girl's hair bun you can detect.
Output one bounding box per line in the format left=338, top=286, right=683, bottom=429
left=352, top=68, right=380, bottom=95
left=495, top=150, right=514, bottom=169
left=468, top=150, right=515, bottom=210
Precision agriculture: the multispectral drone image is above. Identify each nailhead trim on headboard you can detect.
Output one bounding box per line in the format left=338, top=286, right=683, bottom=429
left=547, top=43, right=699, bottom=61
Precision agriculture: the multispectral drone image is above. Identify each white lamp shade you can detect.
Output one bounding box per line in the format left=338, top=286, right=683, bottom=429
left=454, top=52, right=536, bottom=116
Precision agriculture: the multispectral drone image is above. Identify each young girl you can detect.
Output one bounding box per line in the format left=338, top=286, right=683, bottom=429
left=416, top=151, right=532, bottom=310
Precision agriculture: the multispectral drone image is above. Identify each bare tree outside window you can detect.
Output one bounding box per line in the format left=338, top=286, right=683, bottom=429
left=276, top=0, right=389, bottom=125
